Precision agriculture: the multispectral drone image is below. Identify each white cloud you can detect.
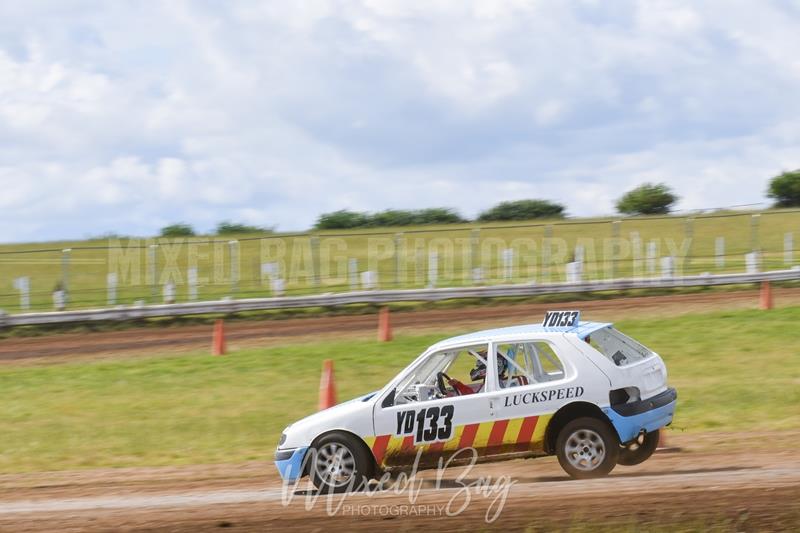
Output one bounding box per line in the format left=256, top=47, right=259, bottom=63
left=0, top=0, right=799, bottom=243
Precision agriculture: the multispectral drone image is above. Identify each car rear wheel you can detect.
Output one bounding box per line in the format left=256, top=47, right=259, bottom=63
left=310, top=433, right=372, bottom=493
left=556, top=417, right=619, bottom=479
left=618, top=429, right=659, bottom=466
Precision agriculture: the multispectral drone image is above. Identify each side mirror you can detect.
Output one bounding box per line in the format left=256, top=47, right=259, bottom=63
left=381, top=389, right=395, bottom=408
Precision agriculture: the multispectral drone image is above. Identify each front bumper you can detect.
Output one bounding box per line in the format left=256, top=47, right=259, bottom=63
left=603, top=387, right=677, bottom=444
left=274, top=447, right=309, bottom=482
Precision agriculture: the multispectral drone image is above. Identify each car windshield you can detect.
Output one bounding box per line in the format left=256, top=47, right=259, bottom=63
left=588, top=327, right=654, bottom=367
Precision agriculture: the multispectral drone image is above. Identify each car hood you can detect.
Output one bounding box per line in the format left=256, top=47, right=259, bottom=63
left=279, top=391, right=378, bottom=449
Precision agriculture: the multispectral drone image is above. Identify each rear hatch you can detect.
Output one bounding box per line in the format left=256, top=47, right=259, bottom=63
left=585, top=326, right=668, bottom=400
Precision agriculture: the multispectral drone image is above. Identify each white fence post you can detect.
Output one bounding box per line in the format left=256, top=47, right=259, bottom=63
left=260, top=262, right=276, bottom=286
left=609, top=220, right=621, bottom=279
left=53, top=290, right=65, bottom=311
left=271, top=278, right=285, bottom=296
left=745, top=252, right=761, bottom=274
left=260, top=262, right=268, bottom=286
left=660, top=257, right=674, bottom=279
left=542, top=225, right=553, bottom=282
left=107, top=273, right=118, bottom=306
left=361, top=271, right=377, bottom=290
left=148, top=244, right=158, bottom=300
left=684, top=218, right=694, bottom=273
left=785, top=233, right=794, bottom=265
left=348, top=258, right=358, bottom=290
left=573, top=245, right=585, bottom=283
left=394, top=233, right=403, bottom=287
left=566, top=261, right=583, bottom=283
left=61, top=248, right=71, bottom=304
left=502, top=248, right=514, bottom=281
left=470, top=229, right=480, bottom=285
left=228, top=240, right=239, bottom=294
left=310, top=236, right=320, bottom=289
left=13, top=277, right=30, bottom=311
left=163, top=282, right=176, bottom=304
left=646, top=241, right=657, bottom=275
left=630, top=232, right=642, bottom=277
left=715, top=237, right=725, bottom=268
left=574, top=244, right=584, bottom=263
left=428, top=252, right=438, bottom=288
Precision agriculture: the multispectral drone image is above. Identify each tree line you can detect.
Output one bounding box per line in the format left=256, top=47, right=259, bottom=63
left=159, top=221, right=273, bottom=238
left=160, top=170, right=800, bottom=236
left=313, top=199, right=567, bottom=230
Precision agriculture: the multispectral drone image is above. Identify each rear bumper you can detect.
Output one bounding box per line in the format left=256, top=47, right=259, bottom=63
left=603, top=388, right=677, bottom=444
left=274, top=447, right=309, bottom=482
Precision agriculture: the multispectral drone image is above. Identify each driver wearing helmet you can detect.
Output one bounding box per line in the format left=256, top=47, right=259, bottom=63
left=447, top=351, right=509, bottom=396
left=439, top=350, right=511, bottom=397
left=469, top=352, right=509, bottom=384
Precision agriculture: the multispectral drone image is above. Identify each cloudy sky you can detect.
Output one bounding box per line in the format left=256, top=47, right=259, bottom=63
left=1, top=0, right=800, bottom=242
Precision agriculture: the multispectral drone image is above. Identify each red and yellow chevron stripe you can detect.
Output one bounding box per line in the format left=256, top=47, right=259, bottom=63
left=363, top=413, right=553, bottom=467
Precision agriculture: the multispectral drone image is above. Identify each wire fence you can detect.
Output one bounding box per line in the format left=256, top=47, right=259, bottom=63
left=0, top=209, right=798, bottom=314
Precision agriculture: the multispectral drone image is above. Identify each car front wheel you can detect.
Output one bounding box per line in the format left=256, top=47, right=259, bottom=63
left=309, top=432, right=372, bottom=493
left=556, top=417, right=620, bottom=479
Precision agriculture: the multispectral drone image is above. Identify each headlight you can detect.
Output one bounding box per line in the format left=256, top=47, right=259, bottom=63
left=278, top=433, right=287, bottom=447
left=275, top=449, right=295, bottom=461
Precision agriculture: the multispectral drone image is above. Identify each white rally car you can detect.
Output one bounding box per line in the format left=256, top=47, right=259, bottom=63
left=275, top=311, right=677, bottom=492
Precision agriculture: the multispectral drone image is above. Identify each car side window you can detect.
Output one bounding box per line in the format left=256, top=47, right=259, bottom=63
left=496, top=341, right=565, bottom=388
left=389, top=344, right=488, bottom=406
left=587, top=327, right=653, bottom=366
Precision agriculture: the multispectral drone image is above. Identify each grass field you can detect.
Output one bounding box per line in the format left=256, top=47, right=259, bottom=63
left=0, top=306, right=798, bottom=473
left=0, top=209, right=799, bottom=312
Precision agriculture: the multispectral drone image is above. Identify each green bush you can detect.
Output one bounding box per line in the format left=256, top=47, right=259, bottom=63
left=315, top=208, right=466, bottom=229
left=369, top=209, right=418, bottom=227
left=215, top=221, right=270, bottom=235
left=159, top=223, right=196, bottom=237
left=477, top=199, right=565, bottom=222
left=767, top=170, right=800, bottom=208
left=414, top=208, right=467, bottom=225
left=314, top=210, right=370, bottom=230
left=616, top=183, right=678, bottom=215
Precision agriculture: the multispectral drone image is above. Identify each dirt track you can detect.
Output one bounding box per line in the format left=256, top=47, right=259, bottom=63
left=2, top=287, right=800, bottom=363
left=0, top=432, right=798, bottom=532
left=2, top=290, right=799, bottom=530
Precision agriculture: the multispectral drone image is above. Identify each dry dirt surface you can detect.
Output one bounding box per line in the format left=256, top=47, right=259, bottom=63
left=1, top=432, right=798, bottom=532
left=3, top=287, right=800, bottom=364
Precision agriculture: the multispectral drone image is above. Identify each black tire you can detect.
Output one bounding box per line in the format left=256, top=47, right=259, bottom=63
left=309, top=432, right=373, bottom=493
left=555, top=417, right=620, bottom=479
left=618, top=429, right=659, bottom=466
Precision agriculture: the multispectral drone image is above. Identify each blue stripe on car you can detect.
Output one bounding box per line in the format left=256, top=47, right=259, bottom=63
left=274, top=447, right=309, bottom=482
left=603, top=399, right=677, bottom=444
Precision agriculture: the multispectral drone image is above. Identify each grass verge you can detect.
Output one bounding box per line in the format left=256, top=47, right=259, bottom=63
left=0, top=306, right=798, bottom=472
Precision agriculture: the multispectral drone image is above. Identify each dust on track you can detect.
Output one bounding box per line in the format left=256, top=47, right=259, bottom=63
left=3, top=287, right=800, bottom=364
left=1, top=432, right=799, bottom=532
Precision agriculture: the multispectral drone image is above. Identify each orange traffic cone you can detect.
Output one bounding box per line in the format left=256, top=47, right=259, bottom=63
left=377, top=306, right=393, bottom=342
left=319, top=359, right=337, bottom=410
left=212, top=319, right=226, bottom=356
left=760, top=280, right=773, bottom=310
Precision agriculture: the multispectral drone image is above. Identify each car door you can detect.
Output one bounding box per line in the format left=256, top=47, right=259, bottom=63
left=371, top=343, right=498, bottom=468
left=483, top=338, right=580, bottom=456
